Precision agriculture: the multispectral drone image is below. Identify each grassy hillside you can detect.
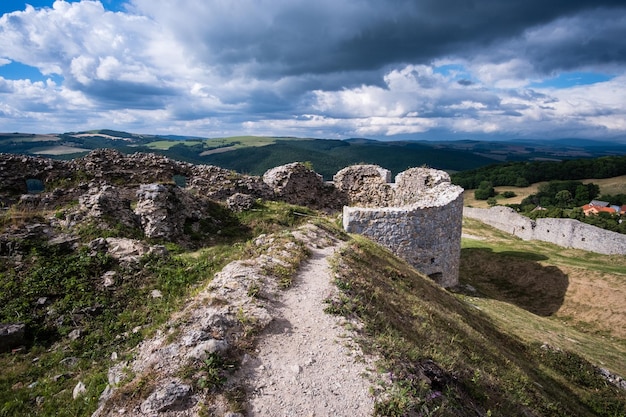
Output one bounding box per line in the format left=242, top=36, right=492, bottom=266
left=1, top=196, right=625, bottom=416
left=328, top=220, right=626, bottom=416
left=197, top=138, right=498, bottom=179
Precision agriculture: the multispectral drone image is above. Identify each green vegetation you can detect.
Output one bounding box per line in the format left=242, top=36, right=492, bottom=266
left=493, top=180, right=626, bottom=234
left=145, top=140, right=203, bottom=150
left=0, top=198, right=318, bottom=417
left=452, top=155, right=626, bottom=189
left=326, top=227, right=626, bottom=416
left=473, top=181, right=496, bottom=200
left=199, top=138, right=495, bottom=179
left=519, top=180, right=599, bottom=209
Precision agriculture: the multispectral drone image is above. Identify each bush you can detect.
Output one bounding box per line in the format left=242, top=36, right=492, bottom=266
left=474, top=182, right=496, bottom=200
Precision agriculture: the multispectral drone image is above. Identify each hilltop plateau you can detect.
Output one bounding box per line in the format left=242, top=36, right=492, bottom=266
left=0, top=150, right=624, bottom=416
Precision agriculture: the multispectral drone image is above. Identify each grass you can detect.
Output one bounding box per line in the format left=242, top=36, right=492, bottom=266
left=327, top=231, right=626, bottom=416
left=463, top=174, right=626, bottom=208
left=144, top=140, right=203, bottom=150
left=2, top=181, right=625, bottom=416
left=460, top=217, right=626, bottom=374
left=0, top=198, right=318, bottom=417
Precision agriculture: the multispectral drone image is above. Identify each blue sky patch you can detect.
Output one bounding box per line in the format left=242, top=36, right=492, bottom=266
left=529, top=72, right=613, bottom=89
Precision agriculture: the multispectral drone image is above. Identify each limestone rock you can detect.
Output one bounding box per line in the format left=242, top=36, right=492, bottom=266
left=139, top=380, right=192, bottom=414
left=334, top=165, right=393, bottom=207
left=73, top=381, right=87, bottom=399
left=0, top=323, right=26, bottom=352
left=102, top=238, right=150, bottom=262
left=78, top=184, right=138, bottom=229
left=264, top=162, right=346, bottom=210
left=226, top=193, right=256, bottom=212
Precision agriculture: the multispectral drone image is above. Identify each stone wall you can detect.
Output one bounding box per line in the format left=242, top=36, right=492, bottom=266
left=1, top=152, right=466, bottom=286
left=336, top=165, right=464, bottom=287
left=464, top=206, right=626, bottom=255
left=0, top=151, right=330, bottom=208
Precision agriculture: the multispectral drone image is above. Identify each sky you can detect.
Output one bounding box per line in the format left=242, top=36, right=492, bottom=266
left=1, top=0, right=626, bottom=141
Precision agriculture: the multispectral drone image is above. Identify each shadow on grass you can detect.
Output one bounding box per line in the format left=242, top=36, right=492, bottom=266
left=460, top=247, right=568, bottom=316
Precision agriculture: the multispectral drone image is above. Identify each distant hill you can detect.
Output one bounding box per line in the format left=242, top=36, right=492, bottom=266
left=1, top=130, right=626, bottom=179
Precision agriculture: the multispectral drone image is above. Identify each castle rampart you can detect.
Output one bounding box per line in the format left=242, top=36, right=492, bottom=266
left=1, top=152, right=466, bottom=287
left=336, top=165, right=464, bottom=287
left=464, top=206, right=626, bottom=255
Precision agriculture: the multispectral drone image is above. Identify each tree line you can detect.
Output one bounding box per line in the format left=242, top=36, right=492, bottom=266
left=451, top=155, right=626, bottom=189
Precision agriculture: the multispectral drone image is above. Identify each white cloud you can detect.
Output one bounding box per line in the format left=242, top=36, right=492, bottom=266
left=0, top=1, right=625, bottom=140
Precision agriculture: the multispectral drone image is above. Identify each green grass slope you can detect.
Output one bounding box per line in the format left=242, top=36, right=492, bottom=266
left=328, top=225, right=626, bottom=416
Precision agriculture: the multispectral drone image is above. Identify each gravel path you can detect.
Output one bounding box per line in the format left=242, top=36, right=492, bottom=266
left=237, top=242, right=376, bottom=416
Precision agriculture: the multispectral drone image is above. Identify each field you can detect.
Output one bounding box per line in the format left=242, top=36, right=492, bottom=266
left=463, top=175, right=626, bottom=208
left=143, top=136, right=287, bottom=151
left=330, top=218, right=626, bottom=415
left=460, top=217, right=626, bottom=376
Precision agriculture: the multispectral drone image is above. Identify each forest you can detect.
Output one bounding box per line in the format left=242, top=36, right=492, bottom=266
left=450, top=155, right=626, bottom=189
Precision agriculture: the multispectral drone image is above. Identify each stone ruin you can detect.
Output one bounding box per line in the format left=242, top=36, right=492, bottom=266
left=335, top=165, right=464, bottom=287
left=0, top=151, right=464, bottom=287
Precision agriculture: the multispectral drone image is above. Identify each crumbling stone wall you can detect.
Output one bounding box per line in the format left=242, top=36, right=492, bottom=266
left=263, top=162, right=347, bottom=210
left=336, top=165, right=464, bottom=287
left=1, top=153, right=466, bottom=286
left=0, top=153, right=67, bottom=194
left=464, top=206, right=626, bottom=255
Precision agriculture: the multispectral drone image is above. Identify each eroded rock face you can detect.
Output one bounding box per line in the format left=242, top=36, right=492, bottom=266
left=188, top=165, right=273, bottom=201
left=226, top=193, right=256, bottom=212
left=139, top=380, right=192, bottom=414
left=134, top=183, right=235, bottom=241
left=71, top=149, right=195, bottom=186
left=0, top=154, right=66, bottom=195
left=79, top=184, right=138, bottom=228
left=333, top=165, right=393, bottom=208
left=264, top=162, right=347, bottom=210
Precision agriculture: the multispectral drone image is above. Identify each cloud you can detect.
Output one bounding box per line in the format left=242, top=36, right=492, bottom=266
left=0, top=0, right=625, bottom=140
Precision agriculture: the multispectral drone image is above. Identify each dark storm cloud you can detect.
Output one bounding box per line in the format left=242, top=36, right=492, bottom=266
left=2, top=0, right=626, bottom=139
left=139, top=0, right=626, bottom=78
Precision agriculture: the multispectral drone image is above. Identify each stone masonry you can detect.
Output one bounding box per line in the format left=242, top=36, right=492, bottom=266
left=464, top=206, right=626, bottom=255
left=1, top=151, right=465, bottom=287
left=335, top=165, right=464, bottom=287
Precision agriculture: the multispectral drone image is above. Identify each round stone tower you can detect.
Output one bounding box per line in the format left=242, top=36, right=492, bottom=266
left=334, top=165, right=464, bottom=288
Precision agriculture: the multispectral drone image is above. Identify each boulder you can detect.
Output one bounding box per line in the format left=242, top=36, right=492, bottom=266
left=139, top=380, right=192, bottom=414
left=0, top=323, right=26, bottom=352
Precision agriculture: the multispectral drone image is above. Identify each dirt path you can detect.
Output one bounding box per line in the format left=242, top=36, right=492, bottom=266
left=237, top=242, right=377, bottom=416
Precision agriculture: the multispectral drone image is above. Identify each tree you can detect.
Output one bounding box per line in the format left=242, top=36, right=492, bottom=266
left=515, top=177, right=530, bottom=187
left=474, top=181, right=496, bottom=200
left=555, top=190, right=573, bottom=207
left=574, top=185, right=590, bottom=204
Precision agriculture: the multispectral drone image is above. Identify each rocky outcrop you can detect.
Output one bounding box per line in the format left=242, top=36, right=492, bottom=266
left=188, top=164, right=272, bottom=201
left=226, top=193, right=257, bottom=212
left=134, top=183, right=189, bottom=240
left=71, top=149, right=195, bottom=186
left=0, top=323, right=26, bottom=352
left=1, top=151, right=466, bottom=287
left=78, top=184, right=138, bottom=228
left=263, top=162, right=347, bottom=210
left=337, top=165, right=464, bottom=287
left=333, top=165, right=393, bottom=207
